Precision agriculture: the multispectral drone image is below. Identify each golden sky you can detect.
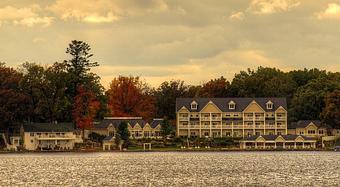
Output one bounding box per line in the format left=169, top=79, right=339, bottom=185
left=1, top=0, right=340, bottom=88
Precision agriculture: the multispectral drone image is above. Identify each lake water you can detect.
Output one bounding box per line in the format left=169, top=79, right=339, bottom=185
left=0, top=152, right=339, bottom=186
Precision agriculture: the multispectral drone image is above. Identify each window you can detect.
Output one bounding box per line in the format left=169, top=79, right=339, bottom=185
left=255, top=131, right=261, bottom=135
left=191, top=101, right=198, bottom=110
left=266, top=101, right=273, bottom=109
left=226, top=132, right=231, bottom=136
left=277, top=131, right=282, bottom=135
left=228, top=101, right=235, bottom=110
left=30, top=140, right=34, bottom=143
left=190, top=132, right=196, bottom=136
left=30, top=133, right=34, bottom=137
left=308, top=130, right=316, bottom=134
left=269, top=131, right=274, bottom=135
left=319, top=130, right=324, bottom=135
left=299, top=131, right=304, bottom=135
left=204, top=132, right=209, bottom=137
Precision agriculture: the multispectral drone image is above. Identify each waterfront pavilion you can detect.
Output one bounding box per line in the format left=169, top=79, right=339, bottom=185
left=240, top=135, right=317, bottom=149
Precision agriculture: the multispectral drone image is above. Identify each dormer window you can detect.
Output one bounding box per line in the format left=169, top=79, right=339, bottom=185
left=228, top=101, right=235, bottom=110
left=191, top=101, right=198, bottom=110
left=266, top=101, right=273, bottom=109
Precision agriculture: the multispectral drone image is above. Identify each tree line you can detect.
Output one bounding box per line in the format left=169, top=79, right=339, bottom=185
left=0, top=40, right=339, bottom=132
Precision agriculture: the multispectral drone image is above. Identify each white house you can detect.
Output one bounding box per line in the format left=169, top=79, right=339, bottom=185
left=22, top=123, right=83, bottom=151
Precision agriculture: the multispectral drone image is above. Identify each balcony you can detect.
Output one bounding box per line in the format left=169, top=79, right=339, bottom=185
left=211, top=125, right=222, bottom=129
left=201, top=117, right=210, bottom=121
left=255, top=125, right=265, bottom=129
left=189, top=125, right=199, bottom=129
left=255, top=117, right=264, bottom=121
left=212, top=117, right=221, bottom=121
left=277, top=125, right=286, bottom=129
left=233, top=125, right=243, bottom=129
left=179, top=117, right=189, bottom=121
left=244, top=117, right=253, bottom=121
left=36, top=134, right=76, bottom=140
left=244, top=125, right=254, bottom=129
left=222, top=125, right=232, bottom=129
left=276, top=117, right=286, bottom=121
left=265, top=125, right=275, bottom=129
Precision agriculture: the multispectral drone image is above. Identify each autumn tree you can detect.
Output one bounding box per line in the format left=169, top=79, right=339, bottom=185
left=200, top=76, right=230, bottom=97
left=321, top=89, right=340, bottom=129
left=106, top=76, right=155, bottom=119
left=73, top=85, right=100, bottom=138
left=0, top=63, right=29, bottom=130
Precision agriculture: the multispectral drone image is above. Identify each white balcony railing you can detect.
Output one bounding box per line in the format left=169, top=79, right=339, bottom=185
left=265, top=125, right=275, bottom=129
left=255, top=117, right=264, bottom=121
left=276, top=117, right=286, bottom=121
left=201, top=117, right=210, bottom=121
left=255, top=125, right=265, bottom=129
left=179, top=117, right=189, bottom=121
left=212, top=117, right=221, bottom=121
left=277, top=125, right=286, bottom=129
left=244, top=117, right=253, bottom=121
left=233, top=125, right=244, bottom=129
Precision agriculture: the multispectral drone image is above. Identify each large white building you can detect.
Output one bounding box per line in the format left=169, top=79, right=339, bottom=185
left=176, top=98, right=288, bottom=138
left=22, top=123, right=83, bottom=151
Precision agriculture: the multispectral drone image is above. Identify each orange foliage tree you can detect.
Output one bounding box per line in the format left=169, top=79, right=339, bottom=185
left=106, top=76, right=155, bottom=120
left=72, top=85, right=100, bottom=137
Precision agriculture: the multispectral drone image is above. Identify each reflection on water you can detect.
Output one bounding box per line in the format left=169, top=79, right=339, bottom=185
left=0, top=152, right=339, bottom=186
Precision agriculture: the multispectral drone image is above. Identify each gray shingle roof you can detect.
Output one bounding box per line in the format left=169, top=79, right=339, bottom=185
left=176, top=98, right=287, bottom=112
left=23, top=123, right=75, bottom=132
left=288, top=120, right=329, bottom=129
left=103, top=135, right=114, bottom=141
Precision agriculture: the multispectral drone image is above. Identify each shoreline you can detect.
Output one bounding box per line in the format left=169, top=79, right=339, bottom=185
left=0, top=148, right=337, bottom=154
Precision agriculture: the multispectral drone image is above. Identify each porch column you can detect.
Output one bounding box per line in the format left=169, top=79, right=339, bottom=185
left=313, top=142, right=316, bottom=148
left=263, top=142, right=266, bottom=149
left=210, top=112, right=212, bottom=137
left=294, top=142, right=297, bottom=149
left=255, top=142, right=258, bottom=149
left=302, top=142, right=305, bottom=149
left=274, top=142, right=277, bottom=149
left=283, top=142, right=286, bottom=149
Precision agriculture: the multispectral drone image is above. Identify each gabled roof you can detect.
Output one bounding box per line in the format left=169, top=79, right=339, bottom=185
left=176, top=98, right=287, bottom=112
left=150, top=119, right=163, bottom=128
left=96, top=118, right=163, bottom=129
left=103, top=135, right=114, bottom=141
left=243, top=135, right=315, bottom=141
left=288, top=120, right=330, bottom=129
left=23, top=123, right=75, bottom=132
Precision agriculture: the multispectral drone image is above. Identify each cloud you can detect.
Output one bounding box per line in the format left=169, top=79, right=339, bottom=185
left=229, top=0, right=300, bottom=21
left=248, top=0, right=300, bottom=14
left=229, top=12, right=245, bottom=21
left=316, top=3, right=340, bottom=19
left=0, top=5, right=53, bottom=27
left=48, top=0, right=168, bottom=23
left=92, top=49, right=286, bottom=88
